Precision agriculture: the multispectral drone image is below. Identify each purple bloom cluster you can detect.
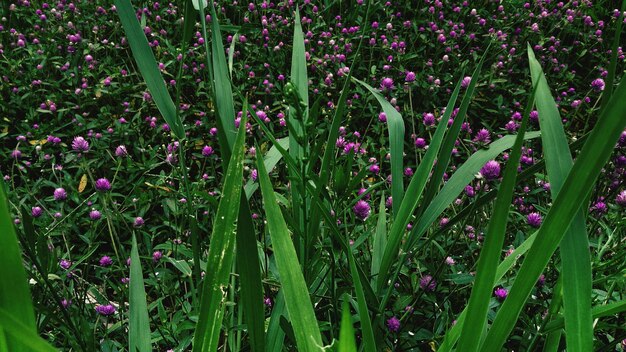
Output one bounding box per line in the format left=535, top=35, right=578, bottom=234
left=419, top=275, right=436, bottom=292
left=95, top=304, right=116, bottom=316
left=353, top=200, right=371, bottom=220
left=480, top=160, right=501, bottom=180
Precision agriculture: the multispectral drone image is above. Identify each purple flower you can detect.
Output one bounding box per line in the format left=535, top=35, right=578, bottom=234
left=264, top=297, right=273, bottom=307
left=251, top=169, right=258, bottom=181
left=480, top=160, right=501, bottom=180
left=405, top=71, right=416, bottom=82
left=89, top=209, right=102, bottom=220
left=95, top=304, right=116, bottom=316
left=423, top=113, right=435, bottom=126
left=461, top=76, right=472, bottom=88
left=494, top=287, right=508, bottom=301
left=95, top=178, right=111, bottom=192
left=59, top=259, right=71, bottom=270
left=616, top=190, right=626, bottom=206
left=378, top=112, right=387, bottom=122
left=591, top=78, right=605, bottom=92
left=31, top=206, right=43, bottom=218
left=53, top=188, right=67, bottom=201
left=415, top=137, right=427, bottom=148
left=202, top=145, right=214, bottom=157
left=115, top=145, right=128, bottom=157
left=61, top=299, right=72, bottom=309
left=71, top=136, right=89, bottom=153
left=386, top=316, right=401, bottom=332
left=152, top=251, right=163, bottom=263
left=473, top=128, right=491, bottom=144
left=380, top=77, right=394, bottom=90
left=99, top=256, right=113, bottom=267
left=419, top=275, right=436, bottom=292
left=526, top=212, right=542, bottom=228
left=353, top=200, right=371, bottom=220
left=134, top=216, right=145, bottom=227
left=590, top=201, right=607, bottom=214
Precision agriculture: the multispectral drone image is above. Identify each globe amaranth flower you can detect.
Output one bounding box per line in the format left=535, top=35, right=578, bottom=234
left=95, top=178, right=111, bottom=192
left=461, top=76, right=472, bottom=88
left=152, top=251, right=163, bottom=263
left=134, top=216, right=145, bottom=227
left=480, top=160, right=501, bottom=180
left=380, top=77, right=394, bottom=90
left=99, top=256, right=113, bottom=267
left=526, top=212, right=542, bottom=228
left=59, top=259, right=71, bottom=270
left=53, top=188, right=67, bottom=201
left=405, top=71, right=416, bottom=82
left=353, top=200, right=371, bottom=220
left=202, top=145, right=214, bottom=157
left=89, top=209, right=102, bottom=220
left=387, top=316, right=401, bottom=332
left=71, top=136, right=89, bottom=153
left=115, top=145, right=128, bottom=157
left=591, top=78, right=605, bottom=92
left=616, top=190, right=626, bottom=206
left=31, top=206, right=43, bottom=218
left=494, top=287, right=508, bottom=301
left=419, top=275, right=437, bottom=292
left=95, top=304, right=116, bottom=316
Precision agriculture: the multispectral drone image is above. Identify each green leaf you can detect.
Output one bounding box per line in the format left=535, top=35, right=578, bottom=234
left=192, top=111, right=247, bottom=352
left=456, top=66, right=534, bottom=351
left=438, top=231, right=538, bottom=352
left=481, top=70, right=626, bottom=351
left=374, top=73, right=464, bottom=292
left=115, top=0, right=185, bottom=140
left=0, top=308, right=57, bottom=352
left=371, top=196, right=387, bottom=280
left=338, top=300, right=357, bottom=352
left=543, top=300, right=626, bottom=333
left=528, top=45, right=592, bottom=352
left=0, top=183, right=38, bottom=351
left=257, top=146, right=323, bottom=352
left=209, top=4, right=237, bottom=151
left=129, top=234, right=152, bottom=352
left=287, top=7, right=309, bottom=264
left=406, top=131, right=541, bottom=252
left=353, top=77, right=405, bottom=218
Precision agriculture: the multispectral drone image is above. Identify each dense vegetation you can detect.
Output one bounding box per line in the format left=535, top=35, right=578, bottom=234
left=1, top=0, right=625, bottom=351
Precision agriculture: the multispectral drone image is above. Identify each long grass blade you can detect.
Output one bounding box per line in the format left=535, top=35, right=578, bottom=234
left=339, top=299, right=357, bottom=352
left=406, top=131, right=541, bottom=252
left=287, top=8, right=309, bottom=268
left=480, top=72, right=626, bottom=351
left=192, top=112, right=247, bottom=352
left=371, top=195, right=387, bottom=280
left=209, top=4, right=237, bottom=151
left=0, top=308, right=57, bottom=352
left=417, top=46, right=490, bottom=220
left=202, top=6, right=266, bottom=348
left=528, top=45, right=592, bottom=352
left=457, top=73, right=534, bottom=351
left=353, top=77, right=405, bottom=218
left=256, top=147, right=323, bottom=352
left=115, top=0, right=185, bottom=140
left=374, top=73, right=464, bottom=292
left=129, top=234, right=152, bottom=352
left=0, top=183, right=38, bottom=351
left=438, top=231, right=538, bottom=351
left=543, top=300, right=626, bottom=333
left=601, top=0, right=626, bottom=110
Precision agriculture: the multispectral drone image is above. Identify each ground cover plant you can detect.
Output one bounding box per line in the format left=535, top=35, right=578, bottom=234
left=1, top=0, right=626, bottom=351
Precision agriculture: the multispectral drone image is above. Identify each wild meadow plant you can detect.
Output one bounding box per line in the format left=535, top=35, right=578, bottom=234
left=1, top=0, right=626, bottom=351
